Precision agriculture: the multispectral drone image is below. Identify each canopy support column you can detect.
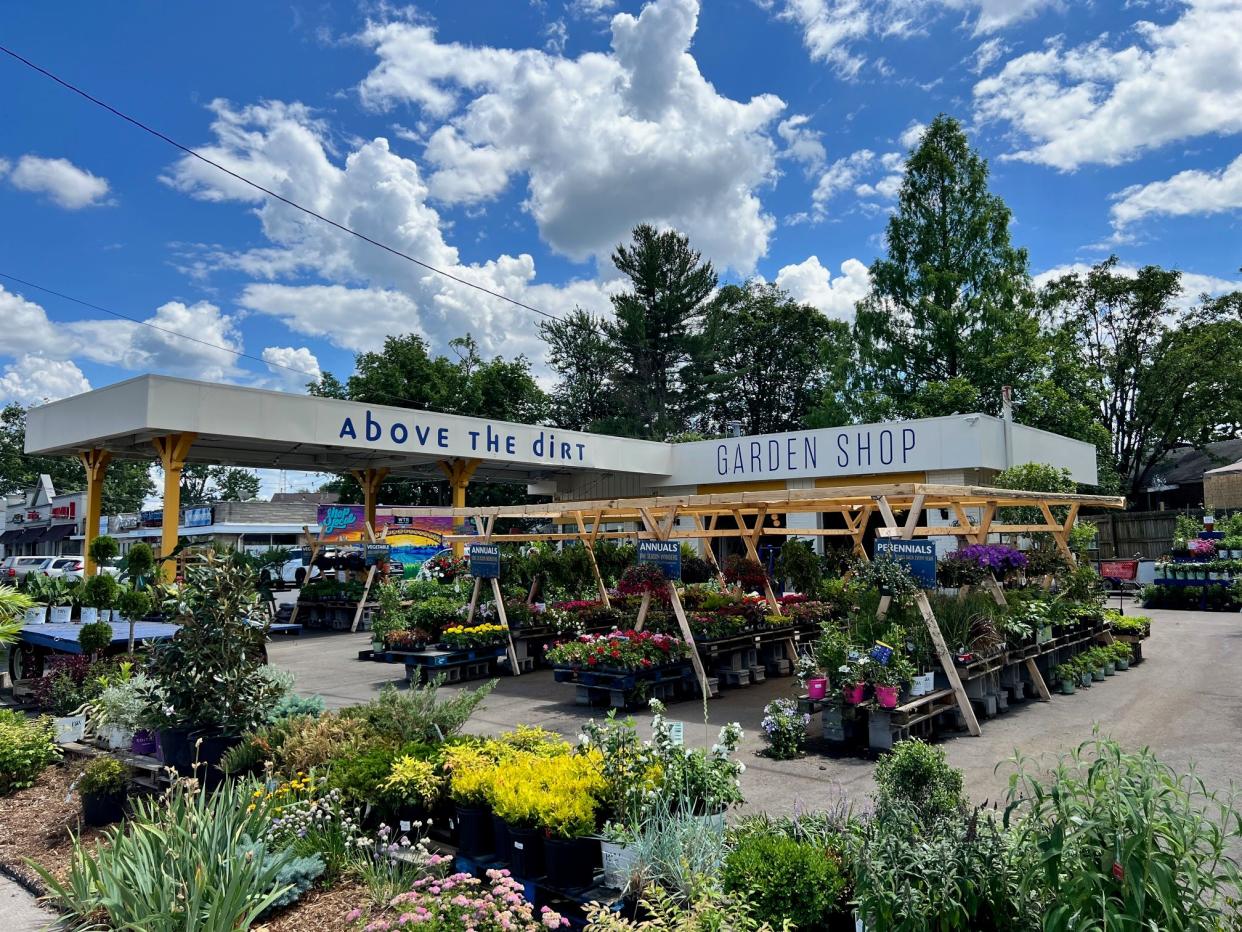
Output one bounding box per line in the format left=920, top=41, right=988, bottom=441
left=152, top=432, right=197, bottom=583
left=351, top=467, right=390, bottom=532
left=78, top=448, right=111, bottom=576
left=438, top=458, right=480, bottom=557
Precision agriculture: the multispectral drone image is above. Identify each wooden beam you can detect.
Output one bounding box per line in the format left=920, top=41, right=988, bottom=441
left=875, top=494, right=980, bottom=737
left=575, top=510, right=611, bottom=607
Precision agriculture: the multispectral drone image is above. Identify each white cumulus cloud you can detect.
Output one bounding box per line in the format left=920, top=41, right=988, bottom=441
left=775, top=255, right=872, bottom=319
left=356, top=0, right=784, bottom=274
left=0, top=355, right=92, bottom=406
left=7, top=155, right=112, bottom=209
left=261, top=346, right=322, bottom=389
left=973, top=0, right=1242, bottom=170
left=1109, top=153, right=1242, bottom=236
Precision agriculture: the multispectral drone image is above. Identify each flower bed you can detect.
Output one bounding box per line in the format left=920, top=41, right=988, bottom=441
left=544, top=629, right=690, bottom=671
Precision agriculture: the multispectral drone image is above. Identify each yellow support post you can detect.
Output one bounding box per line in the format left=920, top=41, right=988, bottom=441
left=437, top=458, right=480, bottom=557
left=351, top=468, right=390, bottom=532
left=78, top=448, right=111, bottom=576
left=152, top=433, right=197, bottom=583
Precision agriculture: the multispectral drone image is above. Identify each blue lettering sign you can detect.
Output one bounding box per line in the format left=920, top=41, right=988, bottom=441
left=469, top=543, right=500, bottom=579
left=874, top=539, right=937, bottom=589
left=321, top=506, right=360, bottom=536
left=637, top=540, right=681, bottom=580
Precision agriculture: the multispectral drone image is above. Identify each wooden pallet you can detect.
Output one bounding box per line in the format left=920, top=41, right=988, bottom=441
left=59, top=739, right=172, bottom=790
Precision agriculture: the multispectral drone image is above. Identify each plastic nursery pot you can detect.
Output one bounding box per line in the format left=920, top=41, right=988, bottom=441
left=193, top=730, right=242, bottom=788
left=1059, top=680, right=1076, bottom=695
left=81, top=791, right=127, bottom=827
left=806, top=677, right=828, bottom=700
left=1079, top=673, right=1093, bottom=688
left=1091, top=668, right=1106, bottom=682
left=1116, top=659, right=1130, bottom=671
left=156, top=727, right=195, bottom=774
left=53, top=714, right=87, bottom=745
left=873, top=684, right=900, bottom=709
left=51, top=605, right=73, bottom=624
left=130, top=729, right=157, bottom=756
left=601, top=840, right=638, bottom=891
left=491, top=812, right=512, bottom=864
left=455, top=804, right=494, bottom=857
left=544, top=835, right=600, bottom=889
left=842, top=683, right=866, bottom=705
left=1104, top=663, right=1116, bottom=676
left=507, top=826, right=545, bottom=880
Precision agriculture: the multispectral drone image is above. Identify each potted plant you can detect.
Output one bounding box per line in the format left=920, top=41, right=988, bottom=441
left=80, top=572, right=118, bottom=626
left=119, top=542, right=157, bottom=652
left=869, top=655, right=914, bottom=710
left=91, top=669, right=153, bottom=750
left=78, top=619, right=113, bottom=660
left=442, top=744, right=497, bottom=857
left=1084, top=648, right=1106, bottom=682
left=1109, top=641, right=1133, bottom=671
left=1052, top=661, right=1078, bottom=695
left=20, top=572, right=51, bottom=624
left=87, top=534, right=120, bottom=581
left=147, top=552, right=283, bottom=781
left=839, top=656, right=868, bottom=705
left=381, top=753, right=446, bottom=827
left=78, top=755, right=128, bottom=826
left=37, top=664, right=90, bottom=743
left=45, top=576, right=74, bottom=624
left=795, top=654, right=827, bottom=700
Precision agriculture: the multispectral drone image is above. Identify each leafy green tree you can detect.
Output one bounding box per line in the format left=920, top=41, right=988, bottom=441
left=694, top=281, right=845, bottom=435
left=0, top=403, right=153, bottom=513
left=212, top=467, right=261, bottom=502
left=539, top=308, right=618, bottom=432
left=603, top=224, right=717, bottom=438
left=1039, top=257, right=1242, bottom=495
left=313, top=333, right=546, bottom=507
left=851, top=114, right=1041, bottom=420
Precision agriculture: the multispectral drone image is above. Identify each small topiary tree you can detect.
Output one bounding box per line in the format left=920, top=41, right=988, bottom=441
left=87, top=535, right=120, bottom=568
left=874, top=738, right=965, bottom=824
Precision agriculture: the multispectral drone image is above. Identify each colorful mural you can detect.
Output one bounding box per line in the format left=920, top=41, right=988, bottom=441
left=316, top=505, right=464, bottom=577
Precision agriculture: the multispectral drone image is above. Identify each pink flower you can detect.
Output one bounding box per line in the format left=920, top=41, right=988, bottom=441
left=346, top=908, right=363, bottom=922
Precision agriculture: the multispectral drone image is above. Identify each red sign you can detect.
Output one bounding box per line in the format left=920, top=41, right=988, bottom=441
left=1099, top=560, right=1139, bottom=581
left=51, top=502, right=76, bottom=520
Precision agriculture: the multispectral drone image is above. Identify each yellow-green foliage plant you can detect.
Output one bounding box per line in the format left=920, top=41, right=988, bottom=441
left=492, top=750, right=607, bottom=838
left=442, top=744, right=502, bottom=807
left=382, top=755, right=445, bottom=806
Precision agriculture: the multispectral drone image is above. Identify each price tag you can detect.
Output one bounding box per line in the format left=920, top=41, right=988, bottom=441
left=668, top=721, right=685, bottom=746
left=399, top=820, right=411, bottom=832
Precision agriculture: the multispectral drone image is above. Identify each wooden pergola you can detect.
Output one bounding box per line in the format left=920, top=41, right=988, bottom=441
left=391, top=483, right=1126, bottom=736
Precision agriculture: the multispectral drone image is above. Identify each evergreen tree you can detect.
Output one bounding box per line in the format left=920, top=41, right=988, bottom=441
left=852, top=114, right=1041, bottom=419
left=604, top=224, right=717, bottom=438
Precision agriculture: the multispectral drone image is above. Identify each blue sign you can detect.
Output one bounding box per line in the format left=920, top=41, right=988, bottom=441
left=182, top=507, right=213, bottom=528
left=468, top=543, right=500, bottom=579
left=364, top=543, right=392, bottom=566
left=637, top=540, right=682, bottom=580
left=874, top=539, right=937, bottom=589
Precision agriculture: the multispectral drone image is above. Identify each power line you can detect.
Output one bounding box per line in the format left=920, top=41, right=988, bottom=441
left=0, top=43, right=562, bottom=324
left=0, top=270, right=471, bottom=413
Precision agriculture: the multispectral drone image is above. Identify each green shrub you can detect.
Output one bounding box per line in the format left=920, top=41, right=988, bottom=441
left=0, top=710, right=60, bottom=794
left=339, top=676, right=495, bottom=745
left=722, top=833, right=848, bottom=929
left=586, top=886, right=787, bottom=931
left=87, top=535, right=120, bottom=566
left=81, top=573, right=119, bottom=611
left=853, top=803, right=1038, bottom=931
left=78, top=620, right=114, bottom=657
left=874, top=739, right=964, bottom=823
left=326, top=744, right=402, bottom=815
left=1004, top=734, right=1242, bottom=930
left=79, top=756, right=128, bottom=798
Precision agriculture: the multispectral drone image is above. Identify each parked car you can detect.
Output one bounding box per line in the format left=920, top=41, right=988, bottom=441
left=1, top=555, right=54, bottom=580
left=42, top=557, right=85, bottom=579
left=260, top=547, right=325, bottom=589
left=57, top=558, right=121, bottom=580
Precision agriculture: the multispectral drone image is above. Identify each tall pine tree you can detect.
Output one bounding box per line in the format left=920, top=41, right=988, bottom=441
left=852, top=114, right=1041, bottom=420
left=603, top=225, right=717, bottom=438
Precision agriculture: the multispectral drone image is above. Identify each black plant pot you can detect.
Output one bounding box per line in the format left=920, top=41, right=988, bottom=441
left=508, top=826, right=545, bottom=879
left=190, top=730, right=242, bottom=789
left=544, top=835, right=599, bottom=889
left=156, top=727, right=195, bottom=774
left=82, top=791, right=126, bottom=826
left=456, top=804, right=494, bottom=857
left=491, top=812, right=511, bottom=864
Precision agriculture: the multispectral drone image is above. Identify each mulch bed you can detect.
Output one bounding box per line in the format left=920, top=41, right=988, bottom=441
left=0, top=759, right=366, bottom=930
left=0, top=759, right=96, bottom=891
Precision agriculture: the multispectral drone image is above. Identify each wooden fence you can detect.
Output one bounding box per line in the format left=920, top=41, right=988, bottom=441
left=1084, top=509, right=1197, bottom=560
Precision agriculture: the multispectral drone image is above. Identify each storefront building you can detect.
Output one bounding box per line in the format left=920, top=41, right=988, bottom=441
left=0, top=476, right=90, bottom=559
left=24, top=375, right=1100, bottom=574
left=107, top=500, right=323, bottom=554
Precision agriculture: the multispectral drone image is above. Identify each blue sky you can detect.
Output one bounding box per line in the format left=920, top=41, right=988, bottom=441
left=1, top=0, right=1240, bottom=422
